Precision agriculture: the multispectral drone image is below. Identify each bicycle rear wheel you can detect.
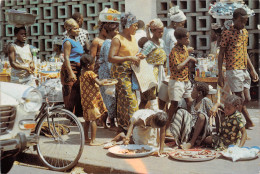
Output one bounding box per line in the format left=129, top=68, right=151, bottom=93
left=35, top=108, right=84, bottom=171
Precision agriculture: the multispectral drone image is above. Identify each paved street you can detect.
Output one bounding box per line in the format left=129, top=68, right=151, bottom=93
left=12, top=101, right=260, bottom=174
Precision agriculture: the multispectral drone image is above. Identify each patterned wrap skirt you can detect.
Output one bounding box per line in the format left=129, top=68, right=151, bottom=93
left=111, top=63, right=139, bottom=128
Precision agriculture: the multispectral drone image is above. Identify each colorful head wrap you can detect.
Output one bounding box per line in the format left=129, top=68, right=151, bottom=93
left=121, top=12, right=138, bottom=28
left=168, top=6, right=186, bottom=22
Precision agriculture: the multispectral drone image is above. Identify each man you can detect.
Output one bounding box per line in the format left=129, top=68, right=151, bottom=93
left=63, top=12, right=90, bottom=53
left=218, top=8, right=259, bottom=129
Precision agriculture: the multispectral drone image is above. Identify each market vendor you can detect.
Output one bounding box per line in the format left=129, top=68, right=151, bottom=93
left=8, top=26, right=35, bottom=86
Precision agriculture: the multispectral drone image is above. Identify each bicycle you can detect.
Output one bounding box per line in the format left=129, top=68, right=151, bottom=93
left=34, top=78, right=85, bottom=171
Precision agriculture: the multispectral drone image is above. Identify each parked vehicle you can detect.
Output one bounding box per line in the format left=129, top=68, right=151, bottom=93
left=0, top=80, right=85, bottom=173
left=0, top=82, right=42, bottom=173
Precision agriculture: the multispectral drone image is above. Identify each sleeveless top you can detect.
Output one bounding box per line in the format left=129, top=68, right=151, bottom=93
left=62, top=38, right=84, bottom=63
left=10, top=43, right=32, bottom=83
left=113, top=34, right=138, bottom=71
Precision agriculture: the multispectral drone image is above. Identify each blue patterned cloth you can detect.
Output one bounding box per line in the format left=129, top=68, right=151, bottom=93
left=98, top=39, right=117, bottom=119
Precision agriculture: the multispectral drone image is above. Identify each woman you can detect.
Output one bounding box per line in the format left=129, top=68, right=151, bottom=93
left=61, top=18, right=84, bottom=117
left=8, top=26, right=35, bottom=85
left=98, top=22, right=120, bottom=128
left=108, top=12, right=144, bottom=130
left=90, top=22, right=107, bottom=74
left=139, top=18, right=167, bottom=110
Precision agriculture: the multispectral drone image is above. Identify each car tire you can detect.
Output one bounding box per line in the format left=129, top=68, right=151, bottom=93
left=1, top=156, right=15, bottom=174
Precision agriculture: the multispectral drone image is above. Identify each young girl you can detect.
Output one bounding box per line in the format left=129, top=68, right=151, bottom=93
left=169, top=82, right=213, bottom=149
left=80, top=54, right=107, bottom=146
left=205, top=95, right=247, bottom=150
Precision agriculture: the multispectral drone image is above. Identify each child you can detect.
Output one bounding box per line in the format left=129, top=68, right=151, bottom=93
left=167, top=27, right=196, bottom=135
left=104, top=109, right=168, bottom=156
left=205, top=95, right=247, bottom=150
left=170, top=82, right=213, bottom=149
left=218, top=8, right=258, bottom=129
left=80, top=54, right=107, bottom=146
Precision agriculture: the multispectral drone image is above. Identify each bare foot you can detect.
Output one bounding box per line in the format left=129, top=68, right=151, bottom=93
left=246, top=136, right=251, bottom=140
left=103, top=141, right=116, bottom=149
left=245, top=123, right=255, bottom=129
left=181, top=143, right=193, bottom=150
left=90, top=140, right=103, bottom=146
left=85, top=138, right=91, bottom=144
left=165, top=129, right=174, bottom=137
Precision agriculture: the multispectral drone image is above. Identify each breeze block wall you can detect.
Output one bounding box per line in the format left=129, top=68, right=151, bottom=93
left=157, top=0, right=259, bottom=99
left=0, top=0, right=125, bottom=60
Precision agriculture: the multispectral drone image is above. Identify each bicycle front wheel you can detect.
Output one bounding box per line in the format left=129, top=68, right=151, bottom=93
left=35, top=108, right=84, bottom=171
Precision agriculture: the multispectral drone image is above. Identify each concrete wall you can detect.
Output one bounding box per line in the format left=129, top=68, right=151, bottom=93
left=125, top=0, right=157, bottom=24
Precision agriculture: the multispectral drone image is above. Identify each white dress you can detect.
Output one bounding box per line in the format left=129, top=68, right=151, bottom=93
left=10, top=43, right=34, bottom=85
left=131, top=109, right=160, bottom=147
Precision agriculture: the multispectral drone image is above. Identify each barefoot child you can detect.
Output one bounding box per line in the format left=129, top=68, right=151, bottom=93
left=167, top=27, right=197, bottom=136
left=80, top=54, right=107, bottom=146
left=205, top=95, right=247, bottom=150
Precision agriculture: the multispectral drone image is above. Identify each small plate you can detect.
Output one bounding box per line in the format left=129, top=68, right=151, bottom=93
left=103, top=79, right=118, bottom=86
left=169, top=149, right=216, bottom=162
left=108, top=144, right=156, bottom=158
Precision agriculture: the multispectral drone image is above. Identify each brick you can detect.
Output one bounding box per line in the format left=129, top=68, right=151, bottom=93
left=244, top=0, right=259, bottom=9
left=57, top=5, right=71, bottom=19
left=44, top=38, right=54, bottom=51
left=58, top=22, right=65, bottom=35
left=87, top=20, right=98, bottom=34
left=30, top=37, right=41, bottom=50
left=0, top=24, right=2, bottom=37
left=0, top=8, right=4, bottom=22
left=30, top=0, right=41, bottom=5
left=177, top=0, right=195, bottom=13
left=5, top=25, right=14, bottom=37
left=4, top=0, right=16, bottom=6
left=67, top=2, right=78, bottom=5
left=196, top=16, right=212, bottom=31
left=39, top=51, right=50, bottom=61
left=44, top=23, right=57, bottom=36
left=30, top=7, right=42, bottom=20
left=43, top=0, right=53, bottom=3
left=30, top=23, right=41, bottom=36
left=72, top=4, right=83, bottom=14
left=196, top=35, right=210, bottom=50
left=160, top=18, right=170, bottom=27
left=118, top=1, right=125, bottom=12
left=247, top=34, right=256, bottom=50
left=17, top=0, right=27, bottom=5
left=86, top=3, right=98, bottom=17
left=43, top=6, right=54, bottom=19
left=57, top=0, right=67, bottom=2
left=157, top=0, right=170, bottom=14
left=189, top=32, right=203, bottom=50
left=245, top=15, right=256, bottom=30
left=102, top=2, right=114, bottom=9
left=196, top=0, right=210, bottom=12
left=52, top=2, right=63, bottom=6
left=186, top=15, right=196, bottom=31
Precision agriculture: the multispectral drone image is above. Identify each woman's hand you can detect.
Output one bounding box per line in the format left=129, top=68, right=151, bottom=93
left=188, top=56, right=197, bottom=63
left=129, top=56, right=140, bottom=66
left=210, top=104, right=219, bottom=117
left=187, top=47, right=194, bottom=54
left=136, top=53, right=146, bottom=59
left=123, top=137, right=130, bottom=145
left=29, top=62, right=35, bottom=72
left=26, top=67, right=34, bottom=74
left=69, top=73, right=77, bottom=82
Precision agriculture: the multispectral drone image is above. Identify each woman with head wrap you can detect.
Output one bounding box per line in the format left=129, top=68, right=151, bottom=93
left=108, top=12, right=145, bottom=130
left=90, top=21, right=107, bottom=74
left=162, top=6, right=188, bottom=74
left=139, top=18, right=167, bottom=110
left=98, top=21, right=120, bottom=128
left=61, top=18, right=84, bottom=117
